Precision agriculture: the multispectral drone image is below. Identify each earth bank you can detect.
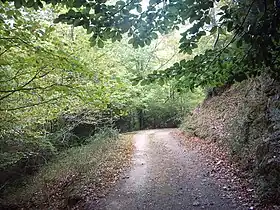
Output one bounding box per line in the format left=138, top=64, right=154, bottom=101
left=181, top=74, right=280, bottom=204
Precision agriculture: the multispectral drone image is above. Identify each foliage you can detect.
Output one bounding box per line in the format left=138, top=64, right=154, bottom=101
left=1, top=0, right=261, bottom=205
left=0, top=130, right=56, bottom=188
left=0, top=3, right=136, bottom=130
left=139, top=85, right=204, bottom=128
left=0, top=132, right=133, bottom=209
left=2, top=0, right=280, bottom=205
left=0, top=2, right=205, bottom=200
left=0, top=5, right=131, bottom=192
left=6, top=0, right=280, bottom=91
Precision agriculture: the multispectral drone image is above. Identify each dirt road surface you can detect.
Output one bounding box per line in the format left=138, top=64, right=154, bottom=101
left=89, top=129, right=244, bottom=210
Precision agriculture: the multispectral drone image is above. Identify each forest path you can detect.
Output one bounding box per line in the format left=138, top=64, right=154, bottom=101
left=90, top=129, right=243, bottom=210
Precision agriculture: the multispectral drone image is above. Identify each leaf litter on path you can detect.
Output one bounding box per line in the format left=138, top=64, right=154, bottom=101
left=172, top=130, right=280, bottom=210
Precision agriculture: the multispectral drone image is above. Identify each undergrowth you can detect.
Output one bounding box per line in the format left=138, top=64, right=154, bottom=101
left=0, top=128, right=133, bottom=209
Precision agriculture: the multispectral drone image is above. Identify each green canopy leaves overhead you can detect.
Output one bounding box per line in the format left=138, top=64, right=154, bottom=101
left=4, top=0, right=280, bottom=91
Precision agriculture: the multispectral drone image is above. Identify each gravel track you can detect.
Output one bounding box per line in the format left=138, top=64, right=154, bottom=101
left=90, top=129, right=244, bottom=210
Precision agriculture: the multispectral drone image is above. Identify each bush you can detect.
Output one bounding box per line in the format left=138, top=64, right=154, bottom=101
left=0, top=128, right=132, bottom=209
left=0, top=110, right=120, bottom=197
left=0, top=131, right=56, bottom=195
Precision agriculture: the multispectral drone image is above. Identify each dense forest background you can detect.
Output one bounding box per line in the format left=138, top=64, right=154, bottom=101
left=1, top=0, right=280, bottom=208
left=0, top=3, right=204, bottom=207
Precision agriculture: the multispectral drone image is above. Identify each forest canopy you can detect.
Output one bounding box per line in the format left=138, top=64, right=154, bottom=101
left=1, top=0, right=280, bottom=208
left=0, top=0, right=204, bottom=195
left=3, top=0, right=280, bottom=90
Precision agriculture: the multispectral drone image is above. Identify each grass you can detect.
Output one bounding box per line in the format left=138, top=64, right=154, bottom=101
left=1, top=133, right=134, bottom=209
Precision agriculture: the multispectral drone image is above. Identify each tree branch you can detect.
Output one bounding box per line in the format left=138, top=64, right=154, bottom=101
left=0, top=96, right=62, bottom=111
left=0, top=84, right=73, bottom=93
left=206, top=0, right=256, bottom=71
left=0, top=67, right=48, bottom=101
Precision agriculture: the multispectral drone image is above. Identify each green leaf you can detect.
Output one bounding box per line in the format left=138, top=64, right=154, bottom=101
left=87, top=27, right=94, bottom=34
left=169, top=5, right=178, bottom=14
left=73, top=0, right=83, bottom=8
left=139, top=40, right=145, bottom=47
left=140, top=79, right=149, bottom=85
left=90, top=40, right=96, bottom=47
left=218, top=27, right=226, bottom=35
left=220, top=5, right=228, bottom=11
left=116, top=0, right=125, bottom=6
left=227, top=21, right=234, bottom=32
left=201, top=2, right=210, bottom=10
left=210, top=26, right=217, bottom=34
left=89, top=35, right=96, bottom=43
left=97, top=39, right=104, bottom=48
left=136, top=5, right=142, bottom=13
left=236, top=39, right=242, bottom=48
left=67, top=9, right=76, bottom=16
left=73, top=19, right=83, bottom=27
left=122, top=9, right=129, bottom=15
left=38, top=0, right=43, bottom=8
left=51, top=0, right=57, bottom=5
left=150, top=32, right=158, bottom=39
left=132, top=41, right=138, bottom=48
left=179, top=59, right=186, bottom=66
left=120, top=22, right=131, bottom=32
left=128, top=38, right=134, bottom=44
left=205, top=16, right=211, bottom=24
left=14, top=0, right=23, bottom=9
left=189, top=24, right=200, bottom=34
left=145, top=38, right=151, bottom=45
left=186, top=48, right=192, bottom=55
left=131, top=79, right=139, bottom=86
left=112, top=36, right=117, bottom=42
left=54, top=14, right=66, bottom=23
left=198, top=31, right=206, bottom=36
left=116, top=33, right=122, bottom=41
left=128, top=29, right=133, bottom=37
left=82, top=6, right=91, bottom=14
left=53, top=18, right=60, bottom=23
left=107, top=30, right=115, bottom=38
left=208, top=1, right=214, bottom=8
left=189, top=14, right=201, bottom=23
left=192, top=43, right=198, bottom=48
left=158, top=78, right=164, bottom=86
left=25, top=0, right=34, bottom=8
